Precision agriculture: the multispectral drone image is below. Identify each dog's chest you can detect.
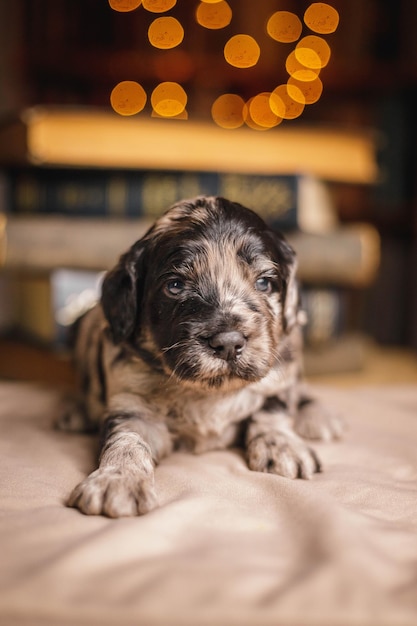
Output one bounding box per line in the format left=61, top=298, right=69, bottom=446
left=163, top=387, right=264, bottom=453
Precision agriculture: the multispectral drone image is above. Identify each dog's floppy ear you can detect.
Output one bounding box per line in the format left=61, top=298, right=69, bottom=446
left=101, top=240, right=146, bottom=343
left=267, top=230, right=300, bottom=333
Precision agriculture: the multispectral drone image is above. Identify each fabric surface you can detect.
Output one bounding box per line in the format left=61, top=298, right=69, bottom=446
left=0, top=381, right=416, bottom=626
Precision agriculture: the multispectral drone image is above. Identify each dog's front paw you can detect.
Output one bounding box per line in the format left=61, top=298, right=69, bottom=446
left=68, top=467, right=158, bottom=517
left=246, top=431, right=321, bottom=479
left=294, top=399, right=345, bottom=442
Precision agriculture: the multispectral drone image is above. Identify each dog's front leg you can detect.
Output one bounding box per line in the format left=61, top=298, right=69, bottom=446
left=68, top=410, right=172, bottom=517
left=245, top=407, right=321, bottom=480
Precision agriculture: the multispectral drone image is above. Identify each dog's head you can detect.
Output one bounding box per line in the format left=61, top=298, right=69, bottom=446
left=101, top=196, right=299, bottom=391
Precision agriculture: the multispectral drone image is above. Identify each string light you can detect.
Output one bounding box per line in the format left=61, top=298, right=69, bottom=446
left=248, top=93, right=282, bottom=129
left=304, top=3, right=339, bottom=34
left=142, top=0, right=176, bottom=13
left=151, top=81, right=187, bottom=117
left=211, top=94, right=246, bottom=129
left=270, top=84, right=305, bottom=120
left=196, top=1, right=232, bottom=30
left=266, top=11, right=302, bottom=44
left=295, top=35, right=331, bottom=69
left=244, top=99, right=271, bottom=131
left=110, top=81, right=147, bottom=115
left=148, top=16, right=184, bottom=49
left=286, top=51, right=321, bottom=82
left=108, top=0, right=142, bottom=12
left=287, top=75, right=323, bottom=104
left=224, top=34, right=260, bottom=69
left=108, top=2, right=339, bottom=129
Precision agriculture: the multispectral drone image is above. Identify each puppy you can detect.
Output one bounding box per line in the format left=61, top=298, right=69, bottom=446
left=60, top=196, right=343, bottom=517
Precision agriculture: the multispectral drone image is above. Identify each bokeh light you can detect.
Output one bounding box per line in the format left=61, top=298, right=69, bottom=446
left=224, top=35, right=260, bottom=69
left=286, top=50, right=321, bottom=82
left=266, top=11, right=302, bottom=44
left=248, top=92, right=282, bottom=129
left=151, top=81, right=187, bottom=117
left=304, top=3, right=339, bottom=34
left=110, top=81, right=147, bottom=115
left=148, top=17, right=184, bottom=49
left=294, top=47, right=322, bottom=71
left=287, top=75, right=323, bottom=104
left=108, top=0, right=142, bottom=11
left=110, top=2, right=340, bottom=127
left=142, top=0, right=176, bottom=12
left=151, top=108, right=188, bottom=119
left=244, top=100, right=270, bottom=131
left=196, top=1, right=232, bottom=30
left=211, top=94, right=246, bottom=129
left=295, top=35, right=331, bottom=69
left=270, top=84, right=305, bottom=120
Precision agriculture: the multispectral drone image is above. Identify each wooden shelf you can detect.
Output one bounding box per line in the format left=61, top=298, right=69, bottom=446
left=0, top=338, right=76, bottom=389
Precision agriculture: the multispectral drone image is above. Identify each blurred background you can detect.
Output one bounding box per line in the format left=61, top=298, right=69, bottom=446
left=0, top=0, right=416, bottom=385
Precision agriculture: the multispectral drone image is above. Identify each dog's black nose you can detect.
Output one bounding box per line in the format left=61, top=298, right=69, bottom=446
left=208, top=331, right=246, bottom=361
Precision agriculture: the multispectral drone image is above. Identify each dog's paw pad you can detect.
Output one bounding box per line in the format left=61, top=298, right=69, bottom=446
left=68, top=468, right=158, bottom=517
left=295, top=400, right=346, bottom=442
left=246, top=432, right=321, bottom=479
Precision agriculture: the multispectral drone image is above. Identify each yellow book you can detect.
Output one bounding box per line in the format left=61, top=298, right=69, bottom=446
left=0, top=106, right=379, bottom=184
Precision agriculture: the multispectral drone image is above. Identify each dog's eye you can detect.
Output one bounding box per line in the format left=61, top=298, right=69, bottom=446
left=255, top=277, right=272, bottom=293
left=165, top=279, right=185, bottom=296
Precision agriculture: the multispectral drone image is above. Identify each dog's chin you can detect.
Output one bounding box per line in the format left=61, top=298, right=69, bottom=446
left=175, top=373, right=256, bottom=393
left=162, top=354, right=271, bottom=393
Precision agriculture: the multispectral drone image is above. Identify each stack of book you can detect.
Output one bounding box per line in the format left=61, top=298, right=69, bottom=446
left=0, top=106, right=380, bottom=377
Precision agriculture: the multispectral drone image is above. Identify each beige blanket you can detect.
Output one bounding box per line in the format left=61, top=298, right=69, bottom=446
left=0, top=382, right=416, bottom=626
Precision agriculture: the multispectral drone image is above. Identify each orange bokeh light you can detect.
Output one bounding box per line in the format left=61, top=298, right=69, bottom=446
left=211, top=94, right=246, bottom=129
left=248, top=92, right=282, bottom=129
left=110, top=81, right=147, bottom=115
left=304, top=3, right=339, bottom=34
left=286, top=50, right=321, bottom=82
left=295, top=35, right=331, bottom=69
left=270, top=84, right=305, bottom=120
left=109, top=1, right=339, bottom=127
left=108, top=0, right=142, bottom=11
left=196, top=1, right=232, bottom=30
left=148, top=17, right=184, bottom=49
left=151, top=81, right=187, bottom=117
left=287, top=75, right=323, bottom=104
left=224, top=34, right=260, bottom=69
left=266, top=11, right=302, bottom=44
left=142, top=0, right=176, bottom=12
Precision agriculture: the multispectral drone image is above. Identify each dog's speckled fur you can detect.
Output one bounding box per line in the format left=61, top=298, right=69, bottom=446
left=59, top=197, right=344, bottom=517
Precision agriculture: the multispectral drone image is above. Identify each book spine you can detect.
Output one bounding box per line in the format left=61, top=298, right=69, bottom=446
left=0, top=109, right=379, bottom=184
left=287, top=224, right=380, bottom=287
left=6, top=169, right=301, bottom=230
left=0, top=215, right=380, bottom=286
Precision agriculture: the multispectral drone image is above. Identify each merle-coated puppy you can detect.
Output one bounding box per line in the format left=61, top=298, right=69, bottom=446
left=60, top=196, right=343, bottom=517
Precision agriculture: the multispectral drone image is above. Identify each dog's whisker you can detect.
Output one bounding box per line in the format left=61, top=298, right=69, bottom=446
left=161, top=340, right=189, bottom=354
